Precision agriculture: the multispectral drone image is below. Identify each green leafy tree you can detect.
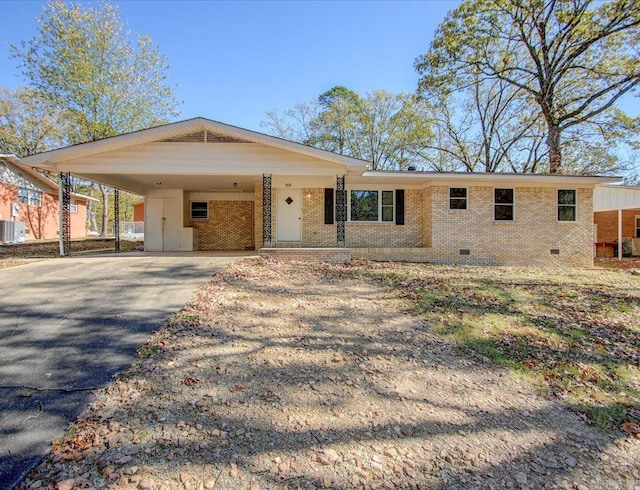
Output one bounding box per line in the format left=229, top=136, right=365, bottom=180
left=416, top=0, right=640, bottom=173
left=0, top=86, right=67, bottom=156
left=11, top=0, right=180, bottom=235
left=262, top=87, right=433, bottom=170
left=12, top=0, right=180, bottom=143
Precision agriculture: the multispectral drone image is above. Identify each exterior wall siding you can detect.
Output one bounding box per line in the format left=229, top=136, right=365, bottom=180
left=594, top=209, right=640, bottom=242
left=190, top=201, right=254, bottom=250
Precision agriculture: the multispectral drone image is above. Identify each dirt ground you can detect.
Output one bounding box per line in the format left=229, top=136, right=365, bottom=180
left=16, top=258, right=640, bottom=490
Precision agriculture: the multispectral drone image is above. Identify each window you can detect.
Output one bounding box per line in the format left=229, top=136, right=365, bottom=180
left=558, top=190, right=576, bottom=222
left=350, top=190, right=394, bottom=222
left=635, top=216, right=640, bottom=238
left=18, top=188, right=41, bottom=207
left=70, top=199, right=78, bottom=213
left=190, top=201, right=208, bottom=219
left=18, top=188, right=28, bottom=204
left=494, top=188, right=514, bottom=221
left=449, top=187, right=467, bottom=210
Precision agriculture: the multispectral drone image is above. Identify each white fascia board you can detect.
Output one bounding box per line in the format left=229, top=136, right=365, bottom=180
left=19, top=117, right=370, bottom=171
left=360, top=171, right=622, bottom=187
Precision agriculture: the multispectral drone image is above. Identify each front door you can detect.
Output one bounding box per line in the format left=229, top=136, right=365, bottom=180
left=276, top=189, right=301, bottom=242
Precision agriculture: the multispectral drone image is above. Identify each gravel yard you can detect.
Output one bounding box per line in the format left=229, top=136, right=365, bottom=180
left=17, top=258, right=640, bottom=490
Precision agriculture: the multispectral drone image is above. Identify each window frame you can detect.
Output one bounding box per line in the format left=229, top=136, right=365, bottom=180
left=348, top=189, right=394, bottom=223
left=190, top=201, right=209, bottom=220
left=18, top=187, right=41, bottom=207
left=635, top=215, right=640, bottom=238
left=494, top=188, right=515, bottom=222
left=557, top=189, right=577, bottom=222
left=70, top=199, right=78, bottom=213
left=449, top=187, right=468, bottom=211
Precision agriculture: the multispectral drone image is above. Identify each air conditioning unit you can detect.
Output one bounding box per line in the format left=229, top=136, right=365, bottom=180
left=0, top=220, right=26, bottom=243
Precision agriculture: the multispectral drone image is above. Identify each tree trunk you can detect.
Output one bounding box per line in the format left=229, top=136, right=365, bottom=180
left=99, top=184, right=108, bottom=238
left=546, top=122, right=562, bottom=174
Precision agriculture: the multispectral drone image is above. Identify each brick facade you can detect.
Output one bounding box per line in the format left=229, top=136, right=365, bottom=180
left=424, top=186, right=594, bottom=266
left=190, top=201, right=254, bottom=250
left=227, top=183, right=597, bottom=266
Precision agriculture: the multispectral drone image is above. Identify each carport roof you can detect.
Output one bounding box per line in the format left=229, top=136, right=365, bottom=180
left=18, top=117, right=370, bottom=170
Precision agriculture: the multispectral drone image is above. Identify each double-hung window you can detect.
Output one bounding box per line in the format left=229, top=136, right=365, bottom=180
left=70, top=199, right=78, bottom=213
left=18, top=188, right=41, bottom=207
left=350, top=190, right=394, bottom=222
left=449, top=188, right=467, bottom=210
left=494, top=188, right=514, bottom=221
left=557, top=190, right=577, bottom=222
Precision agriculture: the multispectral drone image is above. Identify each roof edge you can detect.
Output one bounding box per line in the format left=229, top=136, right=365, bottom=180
left=19, top=117, right=370, bottom=169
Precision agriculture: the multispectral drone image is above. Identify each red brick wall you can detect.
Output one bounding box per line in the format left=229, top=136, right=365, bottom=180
left=594, top=209, right=640, bottom=242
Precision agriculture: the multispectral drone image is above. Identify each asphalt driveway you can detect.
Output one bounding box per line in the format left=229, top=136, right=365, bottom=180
left=0, top=253, right=245, bottom=489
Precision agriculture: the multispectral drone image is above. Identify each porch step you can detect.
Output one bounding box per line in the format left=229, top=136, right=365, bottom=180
left=274, top=242, right=303, bottom=248
left=259, top=247, right=351, bottom=264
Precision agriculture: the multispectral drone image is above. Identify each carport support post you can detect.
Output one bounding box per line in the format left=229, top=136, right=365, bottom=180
left=114, top=187, right=120, bottom=253
left=618, top=208, right=623, bottom=260
left=58, top=172, right=71, bottom=257
left=262, top=174, right=272, bottom=247
left=336, top=175, right=346, bottom=247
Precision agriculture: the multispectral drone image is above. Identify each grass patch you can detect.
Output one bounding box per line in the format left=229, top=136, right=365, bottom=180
left=363, top=262, right=640, bottom=431
left=0, top=238, right=142, bottom=258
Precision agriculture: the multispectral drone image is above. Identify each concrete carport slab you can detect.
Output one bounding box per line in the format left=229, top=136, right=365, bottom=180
left=0, top=253, right=249, bottom=489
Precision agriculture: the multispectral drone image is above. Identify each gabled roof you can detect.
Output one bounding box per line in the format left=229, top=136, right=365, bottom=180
left=0, top=154, right=97, bottom=202
left=19, top=117, right=370, bottom=170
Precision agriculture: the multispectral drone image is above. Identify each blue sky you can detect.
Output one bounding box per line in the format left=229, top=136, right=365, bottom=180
left=0, top=0, right=456, bottom=131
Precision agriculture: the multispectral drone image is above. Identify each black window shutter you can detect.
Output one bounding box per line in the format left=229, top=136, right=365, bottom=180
left=396, top=189, right=405, bottom=225
left=324, top=188, right=334, bottom=224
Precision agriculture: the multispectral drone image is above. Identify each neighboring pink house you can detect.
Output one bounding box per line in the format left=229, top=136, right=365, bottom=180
left=0, top=154, right=95, bottom=241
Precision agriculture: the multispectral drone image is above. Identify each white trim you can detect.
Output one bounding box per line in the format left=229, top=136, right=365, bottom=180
left=19, top=117, right=370, bottom=170
left=348, top=189, right=395, bottom=223
left=557, top=189, right=577, bottom=223
left=190, top=201, right=208, bottom=220
left=363, top=171, right=620, bottom=186
left=449, top=186, right=468, bottom=211
left=494, top=187, right=515, bottom=222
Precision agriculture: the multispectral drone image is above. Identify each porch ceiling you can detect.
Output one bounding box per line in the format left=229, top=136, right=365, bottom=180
left=77, top=173, right=262, bottom=195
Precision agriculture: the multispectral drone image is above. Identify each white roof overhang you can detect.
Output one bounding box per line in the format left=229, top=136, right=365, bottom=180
left=352, top=171, right=621, bottom=188
left=19, top=117, right=369, bottom=170
left=594, top=184, right=640, bottom=211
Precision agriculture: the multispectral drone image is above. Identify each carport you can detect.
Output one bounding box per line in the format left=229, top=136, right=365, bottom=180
left=18, top=117, right=364, bottom=257
left=594, top=184, right=640, bottom=258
